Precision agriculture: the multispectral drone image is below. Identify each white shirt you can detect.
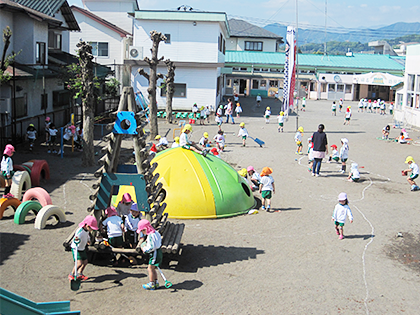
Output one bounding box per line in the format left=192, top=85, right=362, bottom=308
left=116, top=201, right=133, bottom=217
left=277, top=115, right=285, bottom=123
left=142, top=231, right=162, bottom=253
left=260, top=175, right=274, bottom=191
left=27, top=130, right=37, bottom=139
left=217, top=108, right=223, bottom=116
left=265, top=110, right=271, bottom=117
left=351, top=167, right=360, bottom=179
left=192, top=105, right=198, bottom=113
left=331, top=103, right=336, bottom=109
left=251, top=172, right=262, bottom=183
left=102, top=216, right=123, bottom=238
left=1, top=156, right=13, bottom=176
left=256, top=95, right=262, bottom=102
left=340, top=145, right=349, bottom=160
left=124, top=214, right=141, bottom=232
left=157, top=137, right=168, bottom=147
left=179, top=132, right=190, bottom=147
left=49, top=128, right=58, bottom=136
left=410, top=163, right=419, bottom=176
left=171, top=142, right=180, bottom=148
left=199, top=137, right=208, bottom=146
left=235, top=106, right=242, bottom=113
left=331, top=149, right=339, bottom=159
left=295, top=132, right=302, bottom=143
left=237, top=127, right=249, bottom=137
left=71, top=227, right=90, bottom=251
left=214, top=134, right=225, bottom=145
left=332, top=204, right=353, bottom=223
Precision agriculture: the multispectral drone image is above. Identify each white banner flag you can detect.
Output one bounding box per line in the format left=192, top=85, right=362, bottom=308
left=283, top=26, right=296, bottom=115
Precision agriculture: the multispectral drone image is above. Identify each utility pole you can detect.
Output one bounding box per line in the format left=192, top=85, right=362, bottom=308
left=295, top=0, right=299, bottom=130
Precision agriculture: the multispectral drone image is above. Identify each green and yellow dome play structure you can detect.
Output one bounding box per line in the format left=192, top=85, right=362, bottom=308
left=152, top=147, right=255, bottom=219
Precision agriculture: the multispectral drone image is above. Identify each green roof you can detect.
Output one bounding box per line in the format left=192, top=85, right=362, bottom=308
left=225, top=51, right=405, bottom=72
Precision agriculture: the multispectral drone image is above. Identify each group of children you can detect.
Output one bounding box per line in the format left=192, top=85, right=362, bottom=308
left=357, top=98, right=393, bottom=115
left=70, top=192, right=163, bottom=290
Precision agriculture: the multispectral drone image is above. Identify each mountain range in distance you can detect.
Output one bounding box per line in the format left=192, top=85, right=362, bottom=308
left=265, top=22, right=420, bottom=45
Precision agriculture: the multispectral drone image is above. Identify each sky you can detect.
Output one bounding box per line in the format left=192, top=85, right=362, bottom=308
left=68, top=0, right=420, bottom=31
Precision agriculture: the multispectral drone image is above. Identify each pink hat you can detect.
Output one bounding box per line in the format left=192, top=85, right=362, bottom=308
left=3, top=144, right=15, bottom=156
left=122, top=193, right=132, bottom=203
left=79, top=215, right=99, bottom=230
left=105, top=206, right=118, bottom=217
left=247, top=166, right=255, bottom=172
left=136, top=219, right=156, bottom=235
left=45, top=117, right=51, bottom=122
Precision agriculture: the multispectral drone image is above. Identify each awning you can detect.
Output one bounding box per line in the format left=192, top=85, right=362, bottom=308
left=353, top=72, right=403, bottom=86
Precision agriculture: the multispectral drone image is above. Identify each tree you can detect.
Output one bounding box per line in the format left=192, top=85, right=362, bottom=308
left=164, top=59, right=176, bottom=123
left=66, top=42, right=99, bottom=166
left=105, top=77, right=121, bottom=98
left=0, top=26, right=14, bottom=84
left=138, top=31, right=166, bottom=137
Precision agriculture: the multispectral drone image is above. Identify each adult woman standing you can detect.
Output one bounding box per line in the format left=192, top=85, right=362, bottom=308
left=311, top=124, right=328, bottom=177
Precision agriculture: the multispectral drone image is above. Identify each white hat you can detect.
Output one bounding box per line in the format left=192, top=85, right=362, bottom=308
left=338, top=192, right=347, bottom=201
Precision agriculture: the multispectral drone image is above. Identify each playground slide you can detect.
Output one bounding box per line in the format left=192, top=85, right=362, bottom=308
left=0, top=287, right=80, bottom=315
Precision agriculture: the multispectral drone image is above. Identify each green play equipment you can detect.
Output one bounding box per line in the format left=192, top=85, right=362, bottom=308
left=0, top=287, right=80, bottom=315
left=14, top=201, right=42, bottom=224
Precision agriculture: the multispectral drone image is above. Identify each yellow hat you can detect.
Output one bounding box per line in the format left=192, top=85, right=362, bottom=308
left=200, top=106, right=204, bottom=111
left=405, top=156, right=415, bottom=164
left=266, top=107, right=270, bottom=110
left=174, top=136, right=180, bottom=143
left=298, top=126, right=304, bottom=133
left=280, top=111, right=284, bottom=116
left=183, top=124, right=192, bottom=132
left=29, top=123, right=34, bottom=127
left=238, top=168, right=247, bottom=177
left=348, top=106, right=351, bottom=108
left=203, top=132, right=209, bottom=138
left=155, top=135, right=161, bottom=140
left=239, top=122, right=245, bottom=127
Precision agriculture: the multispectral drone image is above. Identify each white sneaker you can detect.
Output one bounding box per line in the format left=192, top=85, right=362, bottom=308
left=315, top=174, right=320, bottom=177
left=311, top=173, right=315, bottom=176
left=339, top=170, right=345, bottom=174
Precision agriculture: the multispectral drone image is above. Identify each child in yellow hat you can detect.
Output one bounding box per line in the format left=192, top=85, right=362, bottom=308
left=259, top=167, right=275, bottom=211
left=264, top=107, right=271, bottom=124
left=179, top=124, right=208, bottom=156
left=237, top=122, right=249, bottom=147
left=294, top=126, right=304, bottom=155
left=402, top=156, right=419, bottom=191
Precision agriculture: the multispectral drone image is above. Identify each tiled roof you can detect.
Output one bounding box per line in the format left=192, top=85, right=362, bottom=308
left=72, top=6, right=131, bottom=37
left=11, top=0, right=79, bottom=30
left=228, top=19, right=282, bottom=40
left=0, top=0, right=62, bottom=26
left=225, top=50, right=405, bottom=72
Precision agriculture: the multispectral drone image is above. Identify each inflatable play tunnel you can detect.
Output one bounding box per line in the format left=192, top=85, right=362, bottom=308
left=152, top=148, right=255, bottom=219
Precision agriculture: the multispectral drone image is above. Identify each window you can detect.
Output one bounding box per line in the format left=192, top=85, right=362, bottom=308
left=89, top=42, right=109, bottom=57
left=53, top=90, right=70, bottom=107
left=161, top=83, right=187, bottom=98
left=407, top=93, right=414, bottom=107
left=345, top=85, right=352, bottom=93
left=245, top=41, right=263, bottom=51
left=48, top=31, right=62, bottom=50
left=41, top=93, right=48, bottom=110
left=239, top=67, right=247, bottom=71
left=408, top=74, right=415, bottom=91
left=416, top=74, right=420, bottom=92
left=321, top=83, right=327, bottom=92
left=328, top=84, right=336, bottom=92
left=232, top=67, right=239, bottom=71
left=164, top=34, right=171, bottom=44
left=218, top=33, right=225, bottom=54
left=269, top=80, right=278, bottom=87
left=310, top=82, right=316, bottom=91
left=226, top=79, right=232, bottom=87
left=15, top=94, right=27, bottom=118
left=36, top=42, right=46, bottom=64
left=337, top=84, right=344, bottom=92
left=260, top=80, right=267, bottom=88
left=271, top=69, right=282, bottom=73
left=252, top=80, right=259, bottom=89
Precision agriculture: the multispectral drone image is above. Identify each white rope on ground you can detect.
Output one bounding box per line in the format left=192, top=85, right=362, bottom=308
left=79, top=173, right=93, bottom=193
left=62, top=184, right=67, bottom=210
left=353, top=176, right=375, bottom=315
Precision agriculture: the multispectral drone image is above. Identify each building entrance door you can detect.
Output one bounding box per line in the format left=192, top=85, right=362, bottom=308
left=239, top=79, right=247, bottom=94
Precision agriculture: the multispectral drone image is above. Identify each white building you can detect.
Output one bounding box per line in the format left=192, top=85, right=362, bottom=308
left=395, top=44, right=420, bottom=128
left=127, top=10, right=229, bottom=111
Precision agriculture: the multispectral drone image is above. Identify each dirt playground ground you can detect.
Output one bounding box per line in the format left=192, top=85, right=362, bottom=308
left=1, top=98, right=420, bottom=314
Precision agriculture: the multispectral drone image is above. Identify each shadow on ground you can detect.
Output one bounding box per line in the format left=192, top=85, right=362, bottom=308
left=175, top=244, right=265, bottom=273
left=385, top=232, right=420, bottom=274
left=0, top=232, right=30, bottom=265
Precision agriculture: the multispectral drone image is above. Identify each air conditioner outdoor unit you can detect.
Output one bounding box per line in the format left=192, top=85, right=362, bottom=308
left=128, top=46, right=143, bottom=60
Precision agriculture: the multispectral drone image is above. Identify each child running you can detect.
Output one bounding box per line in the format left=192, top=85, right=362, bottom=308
left=338, top=98, right=343, bottom=113
left=48, top=124, right=58, bottom=153
left=264, top=107, right=271, bottom=124
left=259, top=167, right=275, bottom=211
left=69, top=215, right=99, bottom=281
left=347, top=162, right=360, bottom=182
left=1, top=144, right=15, bottom=198
left=344, top=106, right=351, bottom=125
left=237, top=122, right=249, bottom=147
left=277, top=111, right=285, bottom=132
left=403, top=156, right=419, bottom=191
left=294, top=126, right=304, bottom=155
left=331, top=101, right=337, bottom=116
left=301, top=97, right=306, bottom=111
left=339, top=138, right=349, bottom=174
left=26, top=124, right=37, bottom=151
left=138, top=219, right=163, bottom=290
left=235, top=103, right=242, bottom=118
left=331, top=192, right=353, bottom=240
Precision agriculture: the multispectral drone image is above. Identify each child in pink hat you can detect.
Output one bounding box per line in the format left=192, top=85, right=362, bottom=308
left=101, top=206, right=124, bottom=250
left=138, top=219, right=162, bottom=290
left=116, top=192, right=133, bottom=217
left=1, top=144, right=15, bottom=198
left=69, top=215, right=98, bottom=281
left=331, top=192, right=353, bottom=240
